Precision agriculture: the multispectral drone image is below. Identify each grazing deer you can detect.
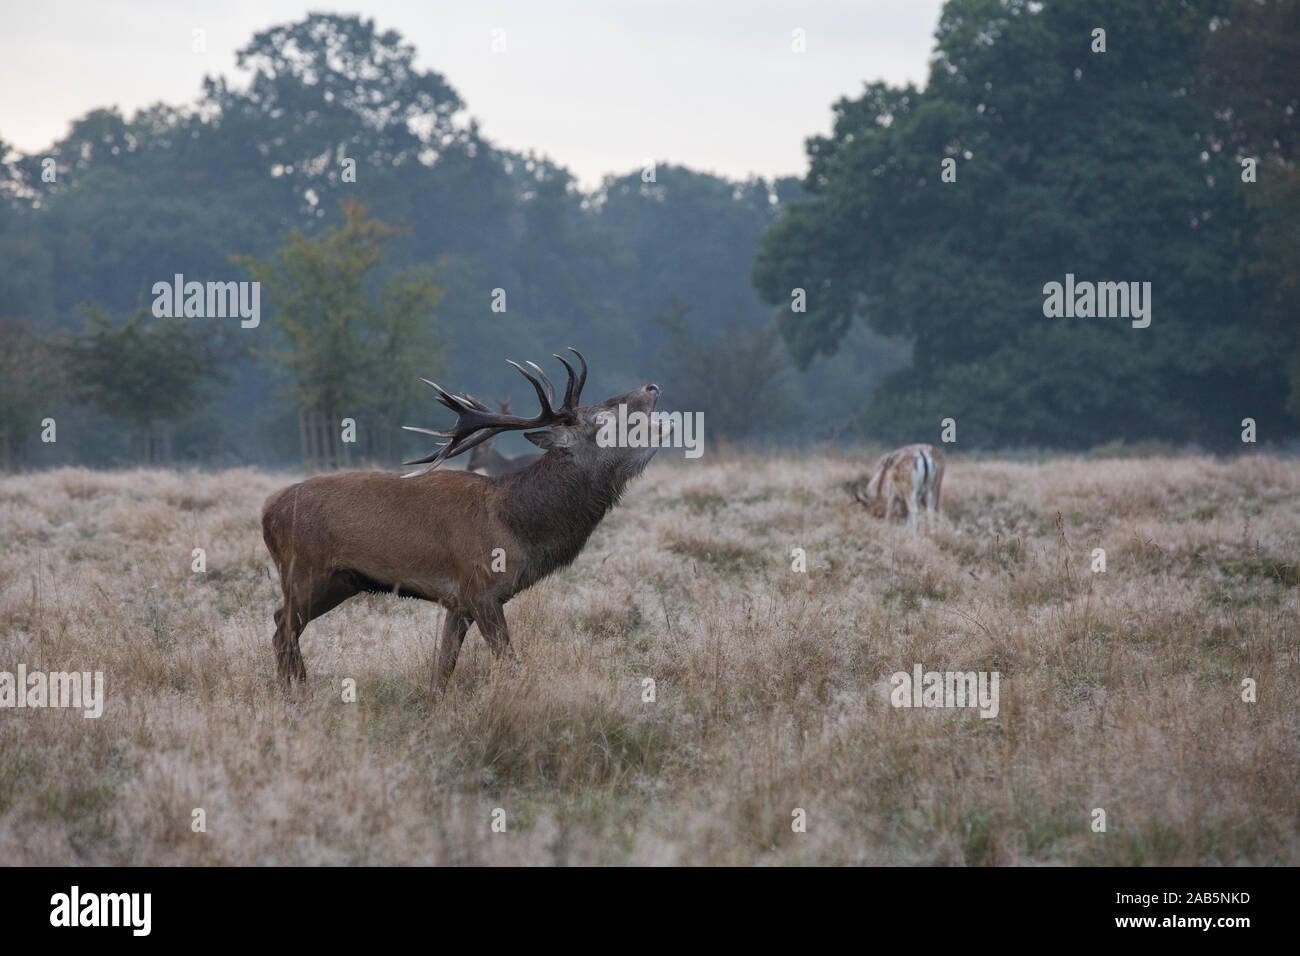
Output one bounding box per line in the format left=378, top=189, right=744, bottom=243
left=261, top=349, right=669, bottom=694
left=466, top=400, right=542, bottom=476
left=845, top=443, right=945, bottom=532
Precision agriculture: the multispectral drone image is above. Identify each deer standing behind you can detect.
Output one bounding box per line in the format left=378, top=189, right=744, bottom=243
left=261, top=349, right=669, bottom=694
left=845, top=443, right=945, bottom=532
left=466, top=399, right=542, bottom=475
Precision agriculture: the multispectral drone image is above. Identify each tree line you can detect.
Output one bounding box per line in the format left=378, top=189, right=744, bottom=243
left=0, top=2, right=1295, bottom=468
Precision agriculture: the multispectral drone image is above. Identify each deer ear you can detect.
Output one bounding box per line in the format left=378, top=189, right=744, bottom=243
left=527, top=426, right=577, bottom=449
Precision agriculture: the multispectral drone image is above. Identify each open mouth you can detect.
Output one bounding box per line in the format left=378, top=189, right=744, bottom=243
left=647, top=386, right=672, bottom=439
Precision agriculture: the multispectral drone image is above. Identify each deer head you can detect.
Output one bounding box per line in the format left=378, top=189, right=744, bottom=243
left=403, top=348, right=667, bottom=488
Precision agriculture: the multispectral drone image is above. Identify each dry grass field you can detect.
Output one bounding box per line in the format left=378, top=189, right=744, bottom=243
left=1, top=453, right=1297, bottom=865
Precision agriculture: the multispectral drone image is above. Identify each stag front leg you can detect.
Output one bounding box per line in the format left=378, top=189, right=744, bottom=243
left=432, top=610, right=472, bottom=697
left=471, top=600, right=520, bottom=669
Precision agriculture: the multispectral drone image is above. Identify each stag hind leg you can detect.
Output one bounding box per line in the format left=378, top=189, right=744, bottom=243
left=271, top=606, right=305, bottom=688
left=431, top=610, right=472, bottom=697
left=272, top=570, right=359, bottom=689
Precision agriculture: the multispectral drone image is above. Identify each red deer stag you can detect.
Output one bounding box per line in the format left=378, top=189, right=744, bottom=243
left=845, top=443, right=945, bottom=533
left=261, top=349, right=668, bottom=694
left=466, top=400, right=542, bottom=476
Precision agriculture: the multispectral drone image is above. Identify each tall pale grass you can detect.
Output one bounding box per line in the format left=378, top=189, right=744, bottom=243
left=0, top=454, right=1296, bottom=864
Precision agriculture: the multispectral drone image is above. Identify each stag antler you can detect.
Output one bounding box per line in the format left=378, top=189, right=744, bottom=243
left=401, top=348, right=587, bottom=477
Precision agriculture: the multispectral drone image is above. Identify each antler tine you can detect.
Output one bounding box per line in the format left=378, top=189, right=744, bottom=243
left=401, top=443, right=450, bottom=471
left=403, top=427, right=501, bottom=467
left=401, top=461, right=440, bottom=479
left=421, top=378, right=474, bottom=414
left=568, top=347, right=587, bottom=403
left=525, top=362, right=557, bottom=407
left=507, top=360, right=556, bottom=415
left=552, top=353, right=578, bottom=409
left=460, top=393, right=492, bottom=413
left=550, top=348, right=588, bottom=409
left=400, top=442, right=458, bottom=478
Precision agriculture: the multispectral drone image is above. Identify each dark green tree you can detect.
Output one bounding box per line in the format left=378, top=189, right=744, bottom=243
left=1198, top=0, right=1300, bottom=417
left=754, top=0, right=1288, bottom=447
left=0, top=320, right=60, bottom=468
left=63, top=306, right=224, bottom=463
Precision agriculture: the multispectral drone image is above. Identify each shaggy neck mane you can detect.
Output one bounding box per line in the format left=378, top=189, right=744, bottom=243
left=495, top=451, right=635, bottom=573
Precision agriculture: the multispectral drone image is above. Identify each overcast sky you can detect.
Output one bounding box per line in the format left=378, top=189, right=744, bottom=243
left=0, top=0, right=946, bottom=188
